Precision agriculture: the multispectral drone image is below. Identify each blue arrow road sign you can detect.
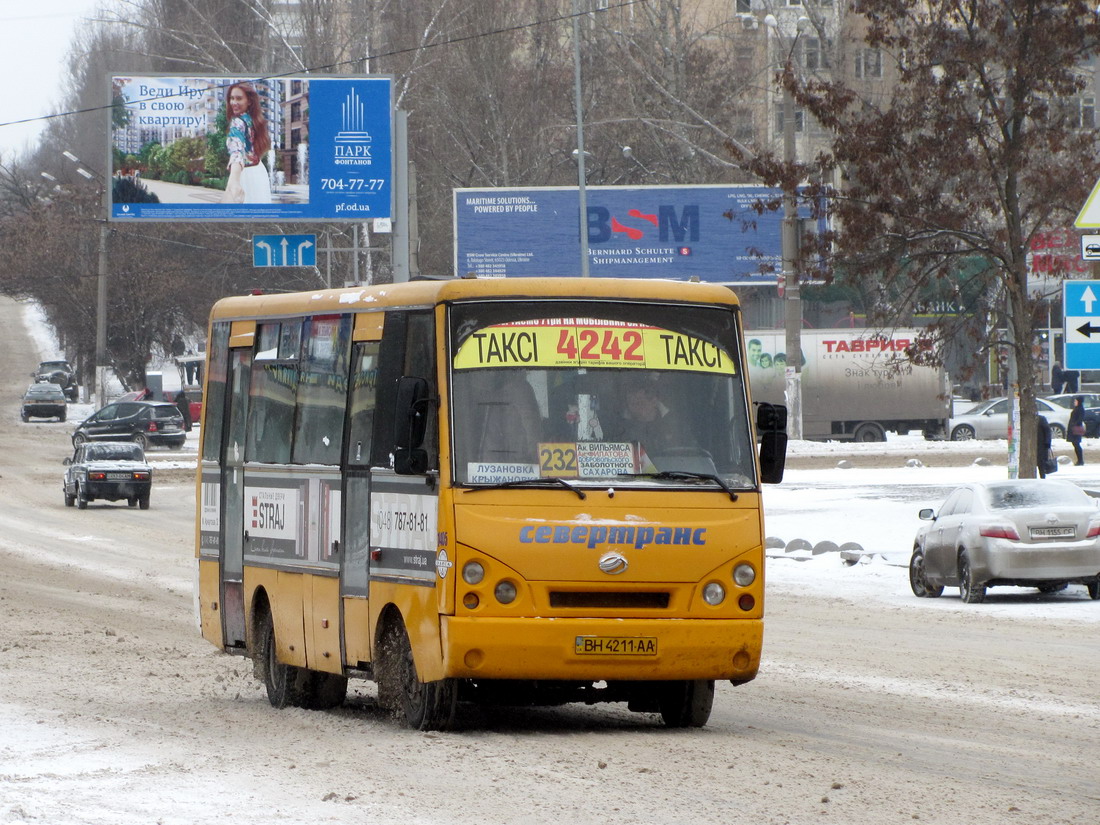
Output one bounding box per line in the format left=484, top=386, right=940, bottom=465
left=253, top=234, right=317, bottom=267
left=1064, top=280, right=1100, bottom=369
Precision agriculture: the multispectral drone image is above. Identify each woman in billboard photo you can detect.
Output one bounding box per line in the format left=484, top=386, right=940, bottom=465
left=223, top=82, right=272, bottom=204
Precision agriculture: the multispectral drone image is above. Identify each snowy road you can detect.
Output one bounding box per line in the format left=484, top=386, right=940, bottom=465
left=1, top=296, right=1097, bottom=825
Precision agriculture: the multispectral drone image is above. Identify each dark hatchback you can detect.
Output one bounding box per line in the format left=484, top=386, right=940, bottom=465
left=72, top=400, right=187, bottom=449
left=21, top=383, right=67, bottom=422
left=63, top=441, right=153, bottom=509
left=34, top=360, right=78, bottom=401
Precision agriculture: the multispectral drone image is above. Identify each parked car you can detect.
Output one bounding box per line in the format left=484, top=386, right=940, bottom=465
left=909, top=480, right=1100, bottom=603
left=948, top=396, right=1069, bottom=441
left=1044, top=393, right=1100, bottom=437
left=71, top=400, right=186, bottom=450
left=63, top=441, right=153, bottom=510
left=20, top=382, right=67, bottom=422
left=33, top=359, right=78, bottom=401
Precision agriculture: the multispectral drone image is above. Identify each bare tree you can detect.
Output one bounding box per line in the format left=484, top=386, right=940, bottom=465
left=762, top=0, right=1100, bottom=476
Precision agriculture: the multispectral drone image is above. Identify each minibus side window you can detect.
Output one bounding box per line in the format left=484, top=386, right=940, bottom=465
left=202, top=323, right=230, bottom=463
left=371, top=311, right=438, bottom=471
left=292, top=315, right=352, bottom=465
left=246, top=320, right=300, bottom=464
left=346, top=342, right=381, bottom=467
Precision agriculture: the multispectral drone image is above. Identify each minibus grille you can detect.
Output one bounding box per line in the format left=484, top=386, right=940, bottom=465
left=549, top=591, right=670, bottom=609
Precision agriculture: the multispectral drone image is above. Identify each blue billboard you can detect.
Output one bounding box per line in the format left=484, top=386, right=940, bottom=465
left=453, top=185, right=821, bottom=283
left=109, top=75, right=392, bottom=222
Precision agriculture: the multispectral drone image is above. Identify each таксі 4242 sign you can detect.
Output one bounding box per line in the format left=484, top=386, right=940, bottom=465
left=109, top=75, right=392, bottom=222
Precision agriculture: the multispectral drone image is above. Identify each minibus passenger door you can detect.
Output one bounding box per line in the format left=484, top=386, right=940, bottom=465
left=340, top=340, right=382, bottom=668
left=219, top=349, right=251, bottom=648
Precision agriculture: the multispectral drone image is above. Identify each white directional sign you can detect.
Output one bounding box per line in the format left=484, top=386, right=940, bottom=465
left=253, top=234, right=316, bottom=267
left=1083, top=234, right=1100, bottom=261
left=1064, top=280, right=1100, bottom=369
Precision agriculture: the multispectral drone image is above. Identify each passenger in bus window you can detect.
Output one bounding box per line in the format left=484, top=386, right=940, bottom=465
left=472, top=373, right=542, bottom=463
left=606, top=376, right=682, bottom=452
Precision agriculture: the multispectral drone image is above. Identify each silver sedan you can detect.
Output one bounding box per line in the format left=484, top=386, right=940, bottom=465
left=948, top=396, right=1069, bottom=441
left=910, top=480, right=1100, bottom=603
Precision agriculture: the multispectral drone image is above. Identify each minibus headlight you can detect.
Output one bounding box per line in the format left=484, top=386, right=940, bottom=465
left=494, top=581, right=517, bottom=604
left=463, top=561, right=485, bottom=585
left=733, top=563, right=756, bottom=587
left=703, top=581, right=726, bottom=606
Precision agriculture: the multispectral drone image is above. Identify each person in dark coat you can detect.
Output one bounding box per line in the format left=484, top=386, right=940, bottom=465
left=175, top=389, right=193, bottom=432
left=1051, top=362, right=1065, bottom=394
left=1068, top=396, right=1086, bottom=466
left=1064, top=369, right=1081, bottom=394
left=1036, top=413, right=1054, bottom=479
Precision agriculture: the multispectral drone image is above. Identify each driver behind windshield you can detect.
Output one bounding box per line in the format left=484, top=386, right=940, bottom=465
left=604, top=375, right=683, bottom=454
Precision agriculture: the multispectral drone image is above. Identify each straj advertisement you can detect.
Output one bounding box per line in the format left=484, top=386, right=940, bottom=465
left=453, top=184, right=825, bottom=284
left=108, top=74, right=392, bottom=222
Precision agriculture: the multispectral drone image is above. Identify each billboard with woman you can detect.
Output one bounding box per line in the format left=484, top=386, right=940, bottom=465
left=108, top=74, right=392, bottom=222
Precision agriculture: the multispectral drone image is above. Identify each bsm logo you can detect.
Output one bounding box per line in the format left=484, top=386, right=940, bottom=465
left=587, top=204, right=699, bottom=250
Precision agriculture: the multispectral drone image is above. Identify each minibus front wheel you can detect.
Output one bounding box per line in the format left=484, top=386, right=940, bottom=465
left=378, top=619, right=458, bottom=731
left=658, top=679, right=714, bottom=728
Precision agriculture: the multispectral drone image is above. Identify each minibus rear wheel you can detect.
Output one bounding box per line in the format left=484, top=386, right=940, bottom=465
left=259, top=611, right=302, bottom=709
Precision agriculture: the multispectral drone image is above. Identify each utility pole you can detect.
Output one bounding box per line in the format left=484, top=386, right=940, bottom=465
left=572, top=0, right=590, bottom=277
left=765, top=13, right=810, bottom=440
left=781, top=79, right=803, bottom=440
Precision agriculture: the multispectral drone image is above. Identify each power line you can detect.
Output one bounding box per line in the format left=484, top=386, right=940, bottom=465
left=0, top=0, right=645, bottom=132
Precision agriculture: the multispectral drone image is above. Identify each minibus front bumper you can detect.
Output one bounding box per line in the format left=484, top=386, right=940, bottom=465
left=441, top=616, right=761, bottom=682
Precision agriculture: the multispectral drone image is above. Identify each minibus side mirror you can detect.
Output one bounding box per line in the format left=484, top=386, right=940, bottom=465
left=755, top=402, right=788, bottom=484
left=758, top=431, right=788, bottom=484
left=756, top=402, right=788, bottom=433
left=393, top=376, right=431, bottom=474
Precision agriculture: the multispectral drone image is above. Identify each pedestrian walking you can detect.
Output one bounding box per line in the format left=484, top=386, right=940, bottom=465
left=1051, top=362, right=1065, bottom=394
left=175, top=389, right=193, bottom=432
left=1037, top=414, right=1055, bottom=478
left=1069, top=396, right=1086, bottom=466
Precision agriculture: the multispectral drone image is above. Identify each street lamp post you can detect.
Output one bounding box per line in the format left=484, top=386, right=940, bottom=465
left=765, top=13, right=810, bottom=441
left=95, top=222, right=109, bottom=406
left=61, top=151, right=109, bottom=406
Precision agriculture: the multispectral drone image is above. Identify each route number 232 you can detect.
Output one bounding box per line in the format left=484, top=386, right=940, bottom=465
left=539, top=445, right=578, bottom=475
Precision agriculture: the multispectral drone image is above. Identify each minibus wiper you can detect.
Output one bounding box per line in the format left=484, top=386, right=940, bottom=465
left=617, top=471, right=738, bottom=502
left=460, top=477, right=587, bottom=499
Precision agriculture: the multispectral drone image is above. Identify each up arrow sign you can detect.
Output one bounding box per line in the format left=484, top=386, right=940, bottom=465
left=1084, top=285, right=1098, bottom=314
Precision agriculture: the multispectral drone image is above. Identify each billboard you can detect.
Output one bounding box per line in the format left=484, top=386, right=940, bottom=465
left=109, top=75, right=392, bottom=222
left=453, top=184, right=822, bottom=283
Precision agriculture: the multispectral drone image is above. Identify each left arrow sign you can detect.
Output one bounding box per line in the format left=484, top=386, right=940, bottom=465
left=1076, top=321, right=1100, bottom=338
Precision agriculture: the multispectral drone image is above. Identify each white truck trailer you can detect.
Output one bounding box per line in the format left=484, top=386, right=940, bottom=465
left=745, top=328, right=951, bottom=442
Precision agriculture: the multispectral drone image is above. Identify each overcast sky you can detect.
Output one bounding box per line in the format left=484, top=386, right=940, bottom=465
left=0, top=1, right=100, bottom=160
